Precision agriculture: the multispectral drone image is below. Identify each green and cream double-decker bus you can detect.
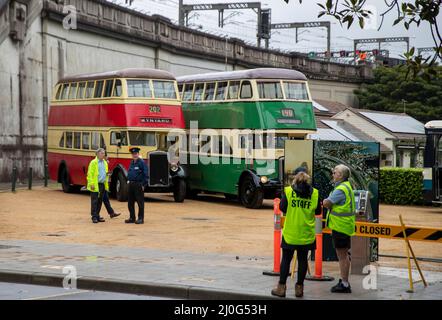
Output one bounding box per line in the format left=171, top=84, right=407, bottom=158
left=177, top=68, right=316, bottom=208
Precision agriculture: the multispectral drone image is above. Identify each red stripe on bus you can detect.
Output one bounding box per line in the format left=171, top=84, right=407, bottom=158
left=48, top=103, right=185, bottom=128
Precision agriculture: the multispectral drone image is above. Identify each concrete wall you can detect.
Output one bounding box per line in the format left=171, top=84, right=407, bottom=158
left=0, top=0, right=374, bottom=182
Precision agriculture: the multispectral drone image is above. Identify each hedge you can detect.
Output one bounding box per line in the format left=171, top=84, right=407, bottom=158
left=379, top=168, right=423, bottom=205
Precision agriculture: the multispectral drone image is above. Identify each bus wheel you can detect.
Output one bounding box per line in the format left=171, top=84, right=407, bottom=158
left=239, top=176, right=264, bottom=209
left=60, top=167, right=77, bottom=193
left=173, top=179, right=186, bottom=203
left=115, top=171, right=128, bottom=202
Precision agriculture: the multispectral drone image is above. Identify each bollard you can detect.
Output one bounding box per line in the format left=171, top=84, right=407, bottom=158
left=263, top=198, right=282, bottom=276
left=11, top=167, right=17, bottom=192
left=306, top=207, right=334, bottom=281
left=44, top=163, right=49, bottom=187
left=28, top=167, right=33, bottom=190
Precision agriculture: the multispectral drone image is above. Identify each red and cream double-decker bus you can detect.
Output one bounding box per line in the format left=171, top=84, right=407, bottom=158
left=48, top=68, right=187, bottom=202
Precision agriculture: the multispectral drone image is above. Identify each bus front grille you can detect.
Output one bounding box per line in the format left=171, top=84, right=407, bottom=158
left=149, top=151, right=169, bottom=186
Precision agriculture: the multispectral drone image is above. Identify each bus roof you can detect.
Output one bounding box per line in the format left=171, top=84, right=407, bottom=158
left=58, top=68, right=176, bottom=83
left=425, top=121, right=442, bottom=129
left=177, top=68, right=308, bottom=84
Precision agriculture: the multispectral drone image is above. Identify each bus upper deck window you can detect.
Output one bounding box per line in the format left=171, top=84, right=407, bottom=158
left=215, top=82, right=227, bottom=100
left=228, top=81, right=240, bottom=100
left=69, top=83, right=78, bottom=100
left=283, top=82, right=309, bottom=100
left=240, top=81, right=253, bottom=99
left=61, top=84, right=70, bottom=100
left=113, top=80, right=122, bottom=97
left=85, top=82, right=95, bottom=99
left=257, top=81, right=283, bottom=100
left=127, top=80, right=152, bottom=98
left=204, top=83, right=216, bottom=101
left=193, top=83, right=205, bottom=101
left=77, top=82, right=86, bottom=99
left=183, top=83, right=194, bottom=101
left=55, top=85, right=63, bottom=100
left=103, top=79, right=114, bottom=98
left=94, top=80, right=104, bottom=98
left=153, top=80, right=177, bottom=99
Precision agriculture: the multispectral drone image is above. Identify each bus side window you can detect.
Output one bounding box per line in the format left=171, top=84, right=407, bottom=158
left=240, top=81, right=253, bottom=99
left=100, top=134, right=106, bottom=149
left=193, top=83, right=205, bottom=102
left=59, top=133, right=65, bottom=148
left=61, top=84, right=70, bottom=100
left=91, top=132, right=100, bottom=150
left=94, top=80, right=104, bottom=98
left=66, top=132, right=73, bottom=148
left=110, top=131, right=128, bottom=146
left=82, top=132, right=90, bottom=150
left=204, top=82, right=216, bottom=101
left=77, top=82, right=86, bottom=99
left=74, top=132, right=81, bottom=149
left=103, top=79, right=114, bottom=98
left=215, top=82, right=228, bottom=101
left=227, top=81, right=240, bottom=100
left=55, top=85, right=63, bottom=100
left=183, top=83, right=194, bottom=101
left=69, top=83, right=78, bottom=100
left=223, top=136, right=233, bottom=155
left=113, top=79, right=122, bottom=97
left=85, top=82, right=95, bottom=99
left=178, top=84, right=183, bottom=99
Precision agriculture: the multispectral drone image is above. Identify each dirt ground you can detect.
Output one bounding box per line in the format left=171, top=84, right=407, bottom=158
left=0, top=186, right=441, bottom=271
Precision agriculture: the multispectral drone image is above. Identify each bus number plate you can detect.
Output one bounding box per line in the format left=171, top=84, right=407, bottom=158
left=149, top=105, right=161, bottom=113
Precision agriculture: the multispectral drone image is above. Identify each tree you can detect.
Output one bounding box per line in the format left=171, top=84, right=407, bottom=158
left=284, top=0, right=441, bottom=79
left=354, top=65, right=442, bottom=123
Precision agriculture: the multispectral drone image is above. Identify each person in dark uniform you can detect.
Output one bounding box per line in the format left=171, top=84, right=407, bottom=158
left=125, top=147, right=148, bottom=225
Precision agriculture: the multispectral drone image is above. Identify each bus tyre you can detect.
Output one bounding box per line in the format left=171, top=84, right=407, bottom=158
left=116, top=171, right=128, bottom=202
left=60, top=167, right=77, bottom=193
left=173, top=179, right=186, bottom=203
left=239, top=176, right=264, bottom=209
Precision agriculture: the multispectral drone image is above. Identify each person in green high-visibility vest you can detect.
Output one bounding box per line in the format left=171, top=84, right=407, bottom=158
left=323, top=164, right=356, bottom=294
left=271, top=167, right=321, bottom=298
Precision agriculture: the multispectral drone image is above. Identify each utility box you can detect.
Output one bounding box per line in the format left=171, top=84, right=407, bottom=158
left=351, top=190, right=372, bottom=275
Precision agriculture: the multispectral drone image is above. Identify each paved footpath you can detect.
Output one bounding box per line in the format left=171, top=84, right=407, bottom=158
left=0, top=240, right=440, bottom=300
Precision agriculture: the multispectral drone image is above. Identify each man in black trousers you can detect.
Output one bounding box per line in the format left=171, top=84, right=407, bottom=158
left=125, top=147, right=148, bottom=225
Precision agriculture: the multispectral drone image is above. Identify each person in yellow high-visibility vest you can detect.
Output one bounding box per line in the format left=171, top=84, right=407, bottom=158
left=271, top=167, right=321, bottom=298
left=323, top=164, right=356, bottom=294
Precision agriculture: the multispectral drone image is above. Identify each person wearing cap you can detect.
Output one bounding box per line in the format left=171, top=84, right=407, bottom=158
left=125, top=147, right=148, bottom=225
left=87, top=148, right=111, bottom=224
left=271, top=166, right=321, bottom=298
left=323, top=164, right=356, bottom=293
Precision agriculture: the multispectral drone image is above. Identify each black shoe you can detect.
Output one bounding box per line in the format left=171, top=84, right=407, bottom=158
left=125, top=218, right=135, bottom=224
left=109, top=213, right=121, bottom=219
left=135, top=219, right=144, bottom=225
left=92, top=218, right=99, bottom=224
left=98, top=217, right=105, bottom=222
left=331, top=279, right=352, bottom=293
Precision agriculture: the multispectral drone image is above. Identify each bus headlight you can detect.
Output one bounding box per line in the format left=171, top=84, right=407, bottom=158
left=260, top=176, right=269, bottom=184
left=170, top=163, right=179, bottom=172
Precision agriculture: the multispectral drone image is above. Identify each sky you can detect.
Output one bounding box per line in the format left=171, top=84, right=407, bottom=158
left=109, top=0, right=440, bottom=59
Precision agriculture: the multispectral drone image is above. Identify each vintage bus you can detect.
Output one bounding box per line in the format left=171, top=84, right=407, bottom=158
left=48, top=68, right=187, bottom=202
left=177, top=68, right=317, bottom=208
left=423, top=120, right=442, bottom=203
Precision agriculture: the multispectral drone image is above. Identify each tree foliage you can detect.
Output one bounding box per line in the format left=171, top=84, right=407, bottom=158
left=379, top=168, right=423, bottom=205
left=354, top=65, right=442, bottom=123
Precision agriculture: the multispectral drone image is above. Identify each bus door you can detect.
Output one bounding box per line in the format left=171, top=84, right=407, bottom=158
left=435, top=135, right=442, bottom=201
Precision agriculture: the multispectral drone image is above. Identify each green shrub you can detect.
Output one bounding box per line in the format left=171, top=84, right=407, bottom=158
left=379, top=168, right=423, bottom=205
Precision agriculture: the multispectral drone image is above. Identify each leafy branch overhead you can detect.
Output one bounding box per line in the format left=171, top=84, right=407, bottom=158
left=284, top=0, right=442, bottom=78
